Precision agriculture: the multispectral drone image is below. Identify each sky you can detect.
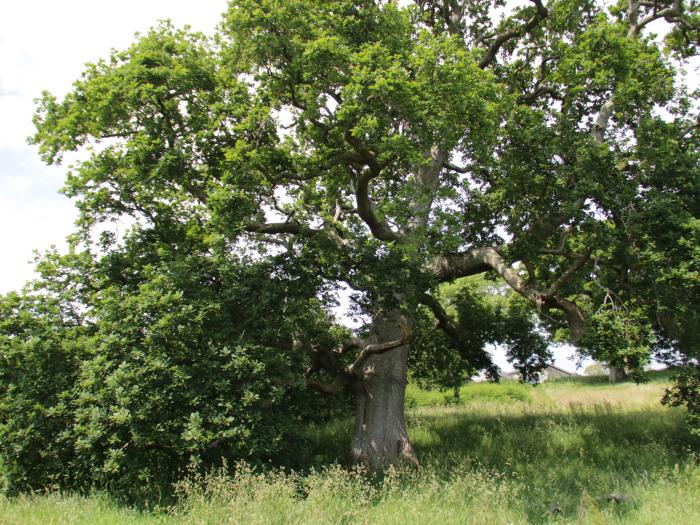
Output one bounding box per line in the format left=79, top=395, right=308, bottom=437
left=0, top=0, right=594, bottom=374
left=0, top=0, right=228, bottom=294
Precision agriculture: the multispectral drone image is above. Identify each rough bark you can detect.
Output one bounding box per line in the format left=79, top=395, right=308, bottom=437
left=608, top=366, right=627, bottom=383
left=349, top=310, right=418, bottom=470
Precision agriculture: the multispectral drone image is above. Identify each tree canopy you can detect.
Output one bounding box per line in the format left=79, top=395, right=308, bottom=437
left=2, top=0, right=698, bottom=486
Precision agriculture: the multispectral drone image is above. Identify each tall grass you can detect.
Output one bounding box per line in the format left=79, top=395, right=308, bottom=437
left=1, top=377, right=697, bottom=524
left=405, top=381, right=533, bottom=407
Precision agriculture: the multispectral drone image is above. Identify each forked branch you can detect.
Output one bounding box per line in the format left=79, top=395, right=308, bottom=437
left=304, top=324, right=412, bottom=395
left=478, top=0, right=548, bottom=69
left=346, top=324, right=412, bottom=377
left=344, top=131, right=402, bottom=242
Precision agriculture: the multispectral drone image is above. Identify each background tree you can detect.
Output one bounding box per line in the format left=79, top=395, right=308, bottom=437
left=583, top=361, right=607, bottom=377
left=27, top=0, right=699, bottom=471
left=410, top=275, right=552, bottom=391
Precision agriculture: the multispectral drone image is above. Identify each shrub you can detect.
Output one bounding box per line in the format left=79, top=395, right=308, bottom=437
left=0, top=291, right=88, bottom=493
left=662, top=365, right=700, bottom=438
left=0, top=246, right=346, bottom=499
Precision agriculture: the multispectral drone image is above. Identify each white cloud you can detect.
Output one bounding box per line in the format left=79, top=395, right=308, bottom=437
left=0, top=1, right=227, bottom=293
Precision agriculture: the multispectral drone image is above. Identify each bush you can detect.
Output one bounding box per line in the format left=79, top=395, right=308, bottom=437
left=0, top=291, right=88, bottom=493
left=70, top=276, right=304, bottom=499
left=0, top=245, right=346, bottom=499
left=662, top=365, right=700, bottom=438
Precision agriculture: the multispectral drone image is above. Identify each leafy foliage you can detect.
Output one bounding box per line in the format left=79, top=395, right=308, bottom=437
left=0, top=235, right=346, bottom=498
left=663, top=365, right=700, bottom=437
left=0, top=286, right=88, bottom=492
left=409, top=277, right=551, bottom=387
left=2, top=0, right=699, bottom=488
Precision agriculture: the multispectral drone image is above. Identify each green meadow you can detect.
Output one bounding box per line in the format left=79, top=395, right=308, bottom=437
left=2, top=373, right=697, bottom=525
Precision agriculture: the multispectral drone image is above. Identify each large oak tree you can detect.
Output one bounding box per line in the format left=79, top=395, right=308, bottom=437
left=32, top=0, right=699, bottom=469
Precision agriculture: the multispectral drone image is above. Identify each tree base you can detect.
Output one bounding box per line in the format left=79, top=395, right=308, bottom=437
left=608, top=366, right=627, bottom=383
left=349, top=435, right=419, bottom=471
left=348, top=311, right=417, bottom=471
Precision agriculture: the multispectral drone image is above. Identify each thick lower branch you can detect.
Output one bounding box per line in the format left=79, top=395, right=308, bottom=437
left=303, top=324, right=412, bottom=395
left=431, top=247, right=587, bottom=343
left=347, top=325, right=411, bottom=377
left=432, top=249, right=495, bottom=282
left=543, top=296, right=585, bottom=342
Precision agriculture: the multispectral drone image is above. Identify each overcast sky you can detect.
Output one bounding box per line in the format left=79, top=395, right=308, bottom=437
left=0, top=1, right=227, bottom=294
left=0, top=1, right=597, bottom=373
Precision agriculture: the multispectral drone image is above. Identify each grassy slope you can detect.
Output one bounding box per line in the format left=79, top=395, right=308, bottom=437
left=1, top=373, right=698, bottom=525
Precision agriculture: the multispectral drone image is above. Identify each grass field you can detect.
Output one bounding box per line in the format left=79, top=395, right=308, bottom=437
left=1, top=373, right=698, bottom=524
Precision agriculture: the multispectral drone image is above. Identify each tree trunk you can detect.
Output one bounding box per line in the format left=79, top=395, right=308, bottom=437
left=349, top=311, right=418, bottom=470
left=608, top=365, right=626, bottom=383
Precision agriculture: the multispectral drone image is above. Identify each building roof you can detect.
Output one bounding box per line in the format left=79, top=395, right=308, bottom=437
left=545, top=364, right=575, bottom=376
